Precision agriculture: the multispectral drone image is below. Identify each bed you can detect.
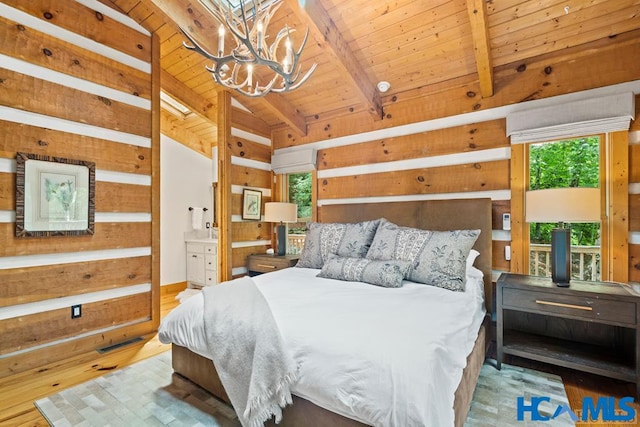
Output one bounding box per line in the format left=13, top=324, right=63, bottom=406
left=160, top=198, right=493, bottom=426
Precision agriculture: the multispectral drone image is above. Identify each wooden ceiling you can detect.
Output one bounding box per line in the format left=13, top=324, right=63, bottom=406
left=103, top=0, right=640, bottom=141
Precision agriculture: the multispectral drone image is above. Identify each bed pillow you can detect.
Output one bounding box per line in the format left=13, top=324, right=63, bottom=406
left=467, top=249, right=480, bottom=271
left=317, top=253, right=411, bottom=288
left=366, top=219, right=480, bottom=291
left=296, top=219, right=381, bottom=269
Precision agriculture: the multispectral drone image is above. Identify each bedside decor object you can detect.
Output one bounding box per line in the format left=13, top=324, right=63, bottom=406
left=15, top=152, right=95, bottom=237
left=525, top=187, right=599, bottom=286
left=264, top=202, right=297, bottom=256
left=241, top=188, right=262, bottom=220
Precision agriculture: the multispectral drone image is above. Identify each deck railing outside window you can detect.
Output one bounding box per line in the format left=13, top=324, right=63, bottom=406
left=529, top=244, right=600, bottom=281
left=287, top=234, right=306, bottom=254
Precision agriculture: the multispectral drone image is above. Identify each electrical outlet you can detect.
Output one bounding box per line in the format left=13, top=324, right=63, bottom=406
left=71, top=304, right=82, bottom=319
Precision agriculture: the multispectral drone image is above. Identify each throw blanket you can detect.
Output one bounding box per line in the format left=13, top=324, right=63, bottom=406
left=202, top=277, right=298, bottom=427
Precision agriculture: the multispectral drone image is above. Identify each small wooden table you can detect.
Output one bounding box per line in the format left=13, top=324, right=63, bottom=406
left=496, top=273, right=640, bottom=397
left=247, top=253, right=299, bottom=276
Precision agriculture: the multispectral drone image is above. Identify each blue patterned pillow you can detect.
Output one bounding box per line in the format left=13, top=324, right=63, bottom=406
left=296, top=220, right=380, bottom=269
left=366, top=219, right=480, bottom=291
left=317, top=254, right=411, bottom=288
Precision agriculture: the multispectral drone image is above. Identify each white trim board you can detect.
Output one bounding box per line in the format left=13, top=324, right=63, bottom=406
left=317, top=190, right=511, bottom=206
left=231, top=127, right=271, bottom=146
left=0, top=160, right=151, bottom=186
left=317, top=147, right=510, bottom=179
left=95, top=213, right=151, bottom=222
left=274, top=80, right=640, bottom=156
left=96, top=170, right=152, bottom=186
left=0, top=247, right=151, bottom=269
left=0, top=212, right=150, bottom=224
left=0, top=54, right=150, bottom=110
left=231, top=185, right=271, bottom=197
left=0, top=106, right=151, bottom=148
left=0, top=211, right=14, bottom=223
left=231, top=240, right=271, bottom=248
left=231, top=156, right=271, bottom=171
left=0, top=283, right=151, bottom=321
left=0, top=3, right=150, bottom=73
left=233, top=266, right=248, bottom=276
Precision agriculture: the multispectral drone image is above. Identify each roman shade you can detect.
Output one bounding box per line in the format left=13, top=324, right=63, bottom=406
left=507, top=92, right=635, bottom=144
left=271, top=148, right=317, bottom=174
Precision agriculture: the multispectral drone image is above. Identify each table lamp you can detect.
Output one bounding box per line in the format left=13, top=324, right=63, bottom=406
left=525, top=188, right=600, bottom=286
left=264, top=202, right=298, bottom=256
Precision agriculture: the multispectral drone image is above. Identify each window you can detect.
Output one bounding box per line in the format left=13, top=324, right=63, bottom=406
left=286, top=172, right=312, bottom=254
left=527, top=136, right=603, bottom=281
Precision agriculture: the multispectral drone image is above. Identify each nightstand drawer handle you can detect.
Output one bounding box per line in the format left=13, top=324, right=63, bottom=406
left=535, top=300, right=593, bottom=311
left=257, top=264, right=277, bottom=269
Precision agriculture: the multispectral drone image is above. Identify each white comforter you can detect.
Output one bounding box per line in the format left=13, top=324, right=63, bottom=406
left=159, top=267, right=486, bottom=426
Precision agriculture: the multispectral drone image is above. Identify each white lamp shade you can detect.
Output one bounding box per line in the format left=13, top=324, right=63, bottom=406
left=525, top=188, right=600, bottom=223
left=264, top=202, right=297, bottom=223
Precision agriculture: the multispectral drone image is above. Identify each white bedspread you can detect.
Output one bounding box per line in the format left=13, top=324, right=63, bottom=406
left=159, top=267, right=486, bottom=426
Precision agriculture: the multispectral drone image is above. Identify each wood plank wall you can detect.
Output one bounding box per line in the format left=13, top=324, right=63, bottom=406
left=0, top=0, right=157, bottom=376
left=272, top=35, right=640, bottom=289
left=229, top=108, right=273, bottom=277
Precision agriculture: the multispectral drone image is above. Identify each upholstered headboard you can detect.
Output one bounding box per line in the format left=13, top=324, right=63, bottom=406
left=318, top=198, right=493, bottom=312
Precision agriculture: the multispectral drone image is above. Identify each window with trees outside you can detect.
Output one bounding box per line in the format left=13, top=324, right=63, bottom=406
left=528, top=136, right=602, bottom=281
left=286, top=172, right=312, bottom=254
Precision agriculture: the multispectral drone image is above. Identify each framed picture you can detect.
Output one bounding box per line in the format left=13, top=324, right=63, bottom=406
left=242, top=188, right=262, bottom=220
left=15, top=152, right=95, bottom=237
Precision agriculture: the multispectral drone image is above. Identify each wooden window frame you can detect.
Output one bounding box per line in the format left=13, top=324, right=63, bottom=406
left=510, top=132, right=628, bottom=282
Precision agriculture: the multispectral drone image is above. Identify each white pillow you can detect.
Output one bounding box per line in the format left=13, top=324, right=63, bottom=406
left=466, top=249, right=480, bottom=272
left=465, top=250, right=484, bottom=299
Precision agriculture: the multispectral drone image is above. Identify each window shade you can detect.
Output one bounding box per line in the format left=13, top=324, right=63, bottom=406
left=506, top=92, right=635, bottom=144
left=271, top=148, right=317, bottom=174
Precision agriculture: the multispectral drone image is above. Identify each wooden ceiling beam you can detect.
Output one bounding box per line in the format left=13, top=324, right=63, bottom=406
left=160, top=70, right=218, bottom=124
left=146, top=0, right=307, bottom=136
left=466, top=0, right=494, bottom=98
left=283, top=0, right=384, bottom=121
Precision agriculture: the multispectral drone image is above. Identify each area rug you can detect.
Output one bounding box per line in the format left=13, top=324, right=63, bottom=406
left=465, top=359, right=575, bottom=426
left=35, top=351, right=239, bottom=426
left=35, top=353, right=573, bottom=426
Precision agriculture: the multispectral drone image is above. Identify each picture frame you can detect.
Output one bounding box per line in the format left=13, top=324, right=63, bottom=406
left=15, top=152, right=95, bottom=237
left=242, top=188, right=262, bottom=220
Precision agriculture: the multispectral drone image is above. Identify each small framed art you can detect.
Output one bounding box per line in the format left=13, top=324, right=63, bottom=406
left=15, top=152, right=95, bottom=237
left=242, top=188, right=262, bottom=220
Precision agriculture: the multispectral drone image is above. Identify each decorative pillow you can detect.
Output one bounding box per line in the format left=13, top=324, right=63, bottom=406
left=296, top=219, right=380, bottom=269
left=317, top=254, right=411, bottom=288
left=366, top=219, right=480, bottom=291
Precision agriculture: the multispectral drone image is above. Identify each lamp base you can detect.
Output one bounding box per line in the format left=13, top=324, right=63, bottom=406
left=551, top=227, right=571, bottom=286
left=276, top=223, right=286, bottom=256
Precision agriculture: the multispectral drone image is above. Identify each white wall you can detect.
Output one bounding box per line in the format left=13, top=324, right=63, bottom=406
left=160, top=134, right=213, bottom=286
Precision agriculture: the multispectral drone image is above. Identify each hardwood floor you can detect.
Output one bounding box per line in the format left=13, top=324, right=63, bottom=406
left=0, top=284, right=182, bottom=427
left=0, top=285, right=637, bottom=427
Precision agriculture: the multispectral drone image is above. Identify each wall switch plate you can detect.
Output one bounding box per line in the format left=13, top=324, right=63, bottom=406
left=505, top=245, right=511, bottom=261
left=502, top=213, right=511, bottom=230
left=71, top=304, right=82, bottom=319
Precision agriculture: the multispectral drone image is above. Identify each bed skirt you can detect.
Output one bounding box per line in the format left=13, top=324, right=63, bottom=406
left=170, top=315, right=489, bottom=426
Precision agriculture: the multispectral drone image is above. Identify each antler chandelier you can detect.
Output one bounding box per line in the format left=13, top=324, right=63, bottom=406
left=182, top=0, right=317, bottom=97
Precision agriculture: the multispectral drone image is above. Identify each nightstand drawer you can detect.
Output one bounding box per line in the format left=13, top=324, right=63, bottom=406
left=248, top=257, right=289, bottom=273
left=502, top=288, right=637, bottom=325
left=246, top=254, right=298, bottom=274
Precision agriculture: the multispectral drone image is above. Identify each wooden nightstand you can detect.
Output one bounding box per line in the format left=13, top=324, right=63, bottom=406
left=496, top=273, right=640, bottom=396
left=247, top=254, right=299, bottom=276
